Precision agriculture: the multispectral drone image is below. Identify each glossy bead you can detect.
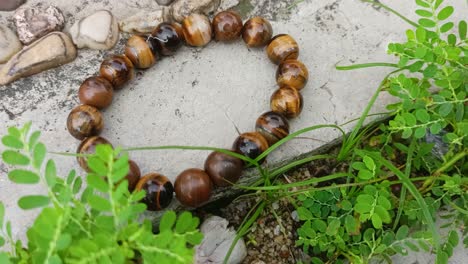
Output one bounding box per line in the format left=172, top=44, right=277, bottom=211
left=67, top=105, right=103, bottom=140
left=182, top=14, right=212, bottom=47
left=276, top=59, right=309, bottom=90
left=136, top=173, right=174, bottom=211
left=126, top=160, right=142, bottom=192
left=99, top=55, right=134, bottom=89
left=78, top=76, right=114, bottom=109
left=77, top=136, right=112, bottom=171
left=267, top=34, right=299, bottom=64
left=125, top=35, right=157, bottom=69
left=150, top=22, right=184, bottom=56
left=270, top=86, right=303, bottom=118
left=174, top=168, right=212, bottom=207
left=212, top=10, right=243, bottom=42
left=242, top=17, right=273, bottom=47
left=233, top=132, right=269, bottom=161
left=204, top=151, right=243, bottom=187
left=255, top=111, right=290, bottom=145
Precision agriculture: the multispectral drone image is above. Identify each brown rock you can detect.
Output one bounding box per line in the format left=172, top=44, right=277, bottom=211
left=119, top=7, right=171, bottom=34
left=0, top=32, right=77, bottom=85
left=170, top=0, right=221, bottom=22
left=13, top=4, right=65, bottom=45
left=0, top=0, right=24, bottom=11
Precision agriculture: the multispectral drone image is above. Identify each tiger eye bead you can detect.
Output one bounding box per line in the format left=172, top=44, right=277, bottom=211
left=99, top=55, right=134, bottom=89
left=255, top=111, right=290, bottom=145
left=78, top=76, right=114, bottom=109
left=174, top=168, right=212, bottom=207
left=242, top=17, right=273, bottom=47
left=125, top=35, right=157, bottom=69
left=212, top=10, right=243, bottom=42
left=233, top=132, right=269, bottom=162
left=270, top=86, right=303, bottom=118
left=267, top=34, right=299, bottom=64
left=136, top=173, right=174, bottom=211
left=77, top=136, right=112, bottom=171
left=204, top=151, right=244, bottom=187
left=182, top=14, right=212, bottom=47
left=126, top=160, right=141, bottom=192
left=150, top=22, right=184, bottom=56
left=67, top=105, right=103, bottom=140
left=276, top=59, right=309, bottom=91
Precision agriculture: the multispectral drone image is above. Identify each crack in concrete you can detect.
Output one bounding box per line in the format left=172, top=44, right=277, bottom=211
left=319, top=81, right=337, bottom=122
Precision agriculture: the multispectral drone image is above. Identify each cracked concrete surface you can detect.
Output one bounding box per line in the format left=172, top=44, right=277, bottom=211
left=1, top=0, right=467, bottom=262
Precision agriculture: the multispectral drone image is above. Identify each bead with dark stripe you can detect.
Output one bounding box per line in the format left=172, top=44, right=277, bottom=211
left=78, top=76, right=114, bottom=109
left=204, top=151, right=244, bottom=187
left=270, top=86, right=303, bottom=118
left=150, top=22, right=184, bottom=56
left=77, top=136, right=112, bottom=171
left=276, top=59, right=309, bottom=91
left=212, top=10, right=243, bottom=42
left=242, top=17, right=273, bottom=47
left=255, top=111, right=290, bottom=145
left=182, top=14, right=212, bottom=47
left=136, top=173, right=174, bottom=211
left=99, top=55, right=134, bottom=89
left=233, top=132, right=269, bottom=162
left=267, top=34, right=299, bottom=64
left=175, top=168, right=212, bottom=207
left=125, top=35, right=157, bottom=69
left=67, top=105, right=103, bottom=140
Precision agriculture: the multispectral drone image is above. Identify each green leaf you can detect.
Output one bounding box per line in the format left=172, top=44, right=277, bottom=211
left=448, top=230, right=459, bottom=247
left=297, top=207, right=313, bottom=220
left=423, top=64, right=438, bottom=77
left=414, top=127, right=426, bottom=139
left=45, top=160, right=57, bottom=188
left=345, top=215, right=358, bottom=234
left=437, top=6, right=453, bottom=20
left=18, top=195, right=49, bottom=209
left=358, top=169, right=374, bottom=180
left=33, top=143, right=46, bottom=169
left=2, top=150, right=29, bottom=165
left=1, top=135, right=23, bottom=149
left=415, top=47, right=427, bottom=58
left=415, top=109, right=430, bottom=122
left=7, top=127, right=21, bottom=138
left=88, top=195, right=111, bottom=212
left=0, top=236, right=4, bottom=247
left=87, top=174, right=108, bottom=193
left=419, top=18, right=436, bottom=28
left=402, top=129, right=412, bottom=139
left=175, top=212, right=193, bottom=234
left=8, top=169, right=40, bottom=184
left=447, top=34, right=456, bottom=45
left=73, top=176, right=82, bottom=194
left=326, top=219, right=340, bottom=236
left=440, top=22, right=454, bottom=33
left=66, top=170, right=76, bottom=185
left=0, top=253, right=11, bottom=264
left=160, top=211, right=177, bottom=231
left=430, top=122, right=442, bottom=134
left=434, top=0, right=444, bottom=9
left=438, top=103, right=453, bottom=117
left=459, top=21, right=467, bottom=40
left=363, top=156, right=376, bottom=171
left=397, top=226, right=409, bottom=241
left=0, top=203, right=4, bottom=227
left=416, top=27, right=426, bottom=42
left=415, top=0, right=430, bottom=8
left=371, top=214, right=382, bottom=229
left=405, top=241, right=420, bottom=251
left=415, top=9, right=432, bottom=17
left=28, top=131, right=41, bottom=150
left=87, top=157, right=108, bottom=176
left=402, top=113, right=417, bottom=126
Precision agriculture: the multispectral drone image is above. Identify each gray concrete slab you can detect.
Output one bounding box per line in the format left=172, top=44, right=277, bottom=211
left=1, top=0, right=467, bottom=261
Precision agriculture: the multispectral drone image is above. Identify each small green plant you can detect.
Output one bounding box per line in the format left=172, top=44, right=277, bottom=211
left=0, top=123, right=203, bottom=263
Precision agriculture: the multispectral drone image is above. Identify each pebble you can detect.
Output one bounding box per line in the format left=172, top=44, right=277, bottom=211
left=170, top=0, right=221, bottom=22
left=155, top=0, right=175, bottom=6
left=0, top=32, right=77, bottom=85
left=118, top=7, right=170, bottom=34
left=0, top=25, right=22, bottom=63
left=69, top=10, right=119, bottom=50
left=0, top=0, right=24, bottom=11
left=13, top=5, right=65, bottom=45
left=291, top=210, right=300, bottom=222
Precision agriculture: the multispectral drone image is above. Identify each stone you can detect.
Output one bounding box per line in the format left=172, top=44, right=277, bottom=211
left=0, top=25, right=22, bottom=63
left=0, top=0, right=24, bottom=11
left=170, top=0, right=221, bottom=22
left=69, top=10, right=119, bottom=50
left=119, top=7, right=171, bottom=34
left=13, top=5, right=65, bottom=45
left=195, top=216, right=247, bottom=264
left=155, top=0, right=175, bottom=6
left=0, top=32, right=77, bottom=85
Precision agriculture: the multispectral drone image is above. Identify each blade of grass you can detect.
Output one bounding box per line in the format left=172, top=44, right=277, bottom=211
left=335, top=62, right=399, bottom=70
left=361, top=0, right=419, bottom=27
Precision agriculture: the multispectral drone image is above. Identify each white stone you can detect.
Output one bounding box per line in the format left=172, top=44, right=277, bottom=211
left=0, top=25, right=22, bottom=63
left=69, top=10, right=119, bottom=50
left=119, top=7, right=170, bottom=34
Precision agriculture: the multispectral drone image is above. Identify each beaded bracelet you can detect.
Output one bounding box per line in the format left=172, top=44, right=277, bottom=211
left=66, top=10, right=309, bottom=210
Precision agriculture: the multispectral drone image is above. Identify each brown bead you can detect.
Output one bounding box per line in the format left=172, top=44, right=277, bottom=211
left=204, top=151, right=243, bottom=187
left=77, top=136, right=112, bottom=171
left=136, top=173, right=174, bottom=211
left=276, top=59, right=309, bottom=91
left=67, top=105, right=103, bottom=140
left=150, top=22, right=184, bottom=56
left=270, top=86, right=303, bottom=118
left=255, top=111, right=290, bottom=145
left=212, top=10, right=243, bottom=42
left=182, top=14, right=212, bottom=47
left=125, top=35, right=157, bottom=69
left=99, top=55, right=134, bottom=89
left=242, top=17, right=273, bottom=47
left=233, top=132, right=269, bottom=162
left=267, top=34, right=299, bottom=64
left=174, top=168, right=212, bottom=207
left=78, top=76, right=114, bottom=109
left=126, top=160, right=142, bottom=192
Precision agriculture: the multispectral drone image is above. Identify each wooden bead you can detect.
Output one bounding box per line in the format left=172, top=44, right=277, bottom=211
left=204, top=151, right=243, bottom=187
left=233, top=132, right=269, bottom=161
left=99, top=55, right=134, bottom=89
left=67, top=105, right=103, bottom=140
left=255, top=111, right=290, bottom=145
left=136, top=173, right=174, bottom=211
left=212, top=10, right=243, bottom=42
left=78, top=76, right=114, bottom=109
left=125, top=35, right=157, bottom=69
left=126, top=160, right=141, bottom=192
left=182, top=14, right=212, bottom=47
left=276, top=59, right=309, bottom=91
left=174, top=168, right=212, bottom=207
left=77, top=136, right=112, bottom=171
left=267, top=34, right=299, bottom=64
left=242, top=17, right=273, bottom=47
left=270, top=86, right=303, bottom=118
left=150, top=22, right=184, bottom=56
